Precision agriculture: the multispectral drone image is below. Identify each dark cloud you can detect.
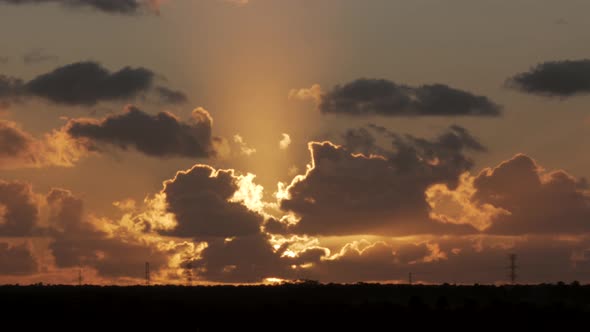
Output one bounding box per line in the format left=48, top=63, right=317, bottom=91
left=46, top=188, right=169, bottom=278
left=193, top=233, right=286, bottom=283
left=0, top=180, right=38, bottom=237
left=157, top=163, right=289, bottom=282
left=0, top=242, right=37, bottom=275
left=156, top=86, right=188, bottom=104
left=473, top=154, right=590, bottom=235
left=341, top=127, right=380, bottom=155
left=0, top=61, right=186, bottom=106
left=22, top=49, right=59, bottom=65
left=0, top=119, right=91, bottom=169
left=318, top=79, right=501, bottom=117
left=0, top=0, right=158, bottom=15
left=0, top=120, right=35, bottom=160
left=66, top=106, right=217, bottom=158
left=279, top=126, right=484, bottom=236
left=25, top=62, right=154, bottom=105
left=161, top=165, right=262, bottom=239
left=508, top=60, right=590, bottom=97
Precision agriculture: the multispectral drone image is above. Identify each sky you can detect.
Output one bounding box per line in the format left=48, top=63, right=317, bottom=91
left=1, top=0, right=590, bottom=285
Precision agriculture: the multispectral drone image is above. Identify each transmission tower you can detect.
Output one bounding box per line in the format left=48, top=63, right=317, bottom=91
left=78, top=269, right=82, bottom=286
left=408, top=272, right=413, bottom=285
left=508, top=254, right=517, bottom=284
left=145, top=262, right=150, bottom=286
left=184, top=262, right=193, bottom=286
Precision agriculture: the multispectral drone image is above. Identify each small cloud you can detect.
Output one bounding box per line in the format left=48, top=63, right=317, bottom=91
left=288, top=84, right=323, bottom=104
left=233, top=134, right=256, bottom=156
left=279, top=133, right=291, bottom=150
left=508, top=59, right=590, bottom=97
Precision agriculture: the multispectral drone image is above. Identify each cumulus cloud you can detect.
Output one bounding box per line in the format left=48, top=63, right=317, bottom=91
left=292, top=79, right=501, bottom=117
left=160, top=165, right=264, bottom=239
left=0, top=61, right=186, bottom=106
left=288, top=84, right=323, bottom=104
left=0, top=119, right=91, bottom=169
left=151, top=163, right=290, bottom=282
left=66, top=105, right=218, bottom=158
left=279, top=133, right=291, bottom=150
left=278, top=126, right=485, bottom=236
left=192, top=233, right=286, bottom=283
left=0, top=242, right=37, bottom=275
left=46, top=188, right=170, bottom=278
left=0, top=180, right=39, bottom=236
left=508, top=60, right=590, bottom=97
left=427, top=154, right=590, bottom=235
left=475, top=154, right=590, bottom=235
left=0, top=0, right=161, bottom=15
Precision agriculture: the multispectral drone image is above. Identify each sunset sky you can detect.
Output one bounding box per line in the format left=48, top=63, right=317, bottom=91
left=1, top=0, right=590, bottom=285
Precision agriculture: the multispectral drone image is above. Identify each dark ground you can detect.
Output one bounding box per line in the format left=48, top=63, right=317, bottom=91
left=2, top=282, right=589, bottom=328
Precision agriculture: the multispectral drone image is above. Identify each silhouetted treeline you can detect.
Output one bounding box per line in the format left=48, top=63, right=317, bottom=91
left=1, top=282, right=588, bottom=328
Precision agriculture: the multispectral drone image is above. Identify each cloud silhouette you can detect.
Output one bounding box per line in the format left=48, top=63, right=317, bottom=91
left=66, top=106, right=217, bottom=158
left=46, top=188, right=170, bottom=278
left=508, top=60, right=590, bottom=97
left=427, top=154, right=590, bottom=235
left=279, top=126, right=484, bottom=236
left=0, top=180, right=38, bottom=236
left=0, top=119, right=91, bottom=169
left=295, top=79, right=501, bottom=116
left=161, top=165, right=263, bottom=238
left=0, top=243, right=37, bottom=275
left=0, top=0, right=159, bottom=15
left=0, top=61, right=186, bottom=106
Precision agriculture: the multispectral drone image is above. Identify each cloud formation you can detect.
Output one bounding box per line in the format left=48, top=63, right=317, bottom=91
left=428, top=154, right=590, bottom=235
left=278, top=126, right=485, bottom=236
left=0, top=180, right=39, bottom=236
left=160, top=165, right=263, bottom=239
left=0, top=61, right=186, bottom=106
left=293, top=79, right=501, bottom=117
left=66, top=106, right=217, bottom=158
left=0, top=0, right=161, bottom=15
left=0, top=119, right=91, bottom=169
left=46, top=188, right=170, bottom=278
left=508, top=60, right=590, bottom=97
left=0, top=243, right=37, bottom=275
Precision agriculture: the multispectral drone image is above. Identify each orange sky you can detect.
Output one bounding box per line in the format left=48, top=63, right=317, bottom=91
left=0, top=0, right=590, bottom=285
